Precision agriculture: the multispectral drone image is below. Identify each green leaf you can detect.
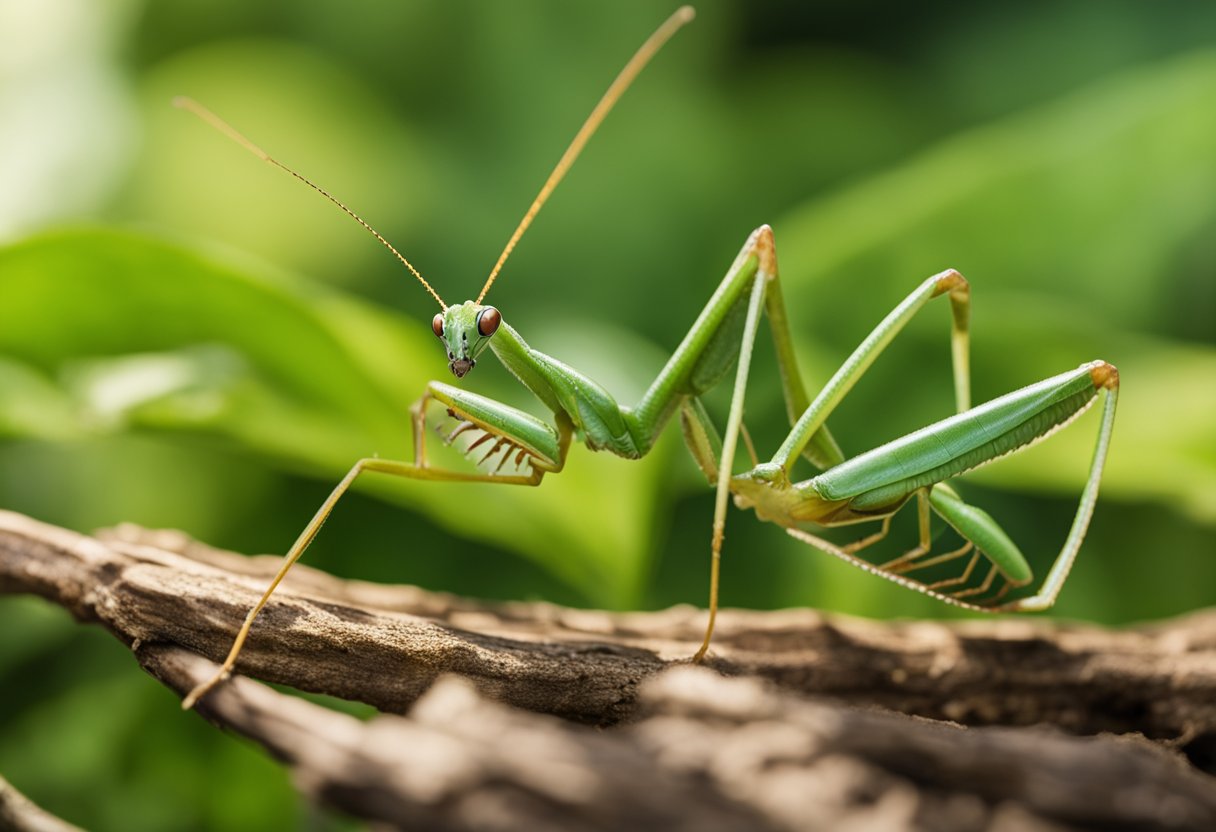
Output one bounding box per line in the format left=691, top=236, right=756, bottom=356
left=778, top=51, right=1216, bottom=326
left=0, top=358, right=80, bottom=440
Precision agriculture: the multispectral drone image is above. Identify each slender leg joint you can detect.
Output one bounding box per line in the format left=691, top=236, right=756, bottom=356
left=931, top=268, right=969, bottom=298
left=930, top=269, right=972, bottom=412
left=752, top=224, right=779, bottom=283
left=1089, top=360, right=1119, bottom=390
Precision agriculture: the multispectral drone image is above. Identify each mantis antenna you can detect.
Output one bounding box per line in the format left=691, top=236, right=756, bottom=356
left=476, top=5, right=696, bottom=304
left=173, top=95, right=447, bottom=311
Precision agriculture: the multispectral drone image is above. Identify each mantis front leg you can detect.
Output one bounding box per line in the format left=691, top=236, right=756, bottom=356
left=182, top=387, right=571, bottom=709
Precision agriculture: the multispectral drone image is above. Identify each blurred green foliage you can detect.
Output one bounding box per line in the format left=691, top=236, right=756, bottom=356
left=1, top=1, right=1213, bottom=829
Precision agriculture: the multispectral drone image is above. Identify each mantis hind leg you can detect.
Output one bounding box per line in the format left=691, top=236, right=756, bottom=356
left=182, top=391, right=571, bottom=710
left=911, top=364, right=1119, bottom=611
left=797, top=368, right=1118, bottom=613
left=992, top=367, right=1120, bottom=611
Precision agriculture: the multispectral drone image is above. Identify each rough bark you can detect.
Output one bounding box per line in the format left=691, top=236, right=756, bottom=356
left=2, top=510, right=1214, bottom=831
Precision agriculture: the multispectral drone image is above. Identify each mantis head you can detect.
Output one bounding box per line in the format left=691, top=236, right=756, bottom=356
left=431, top=301, right=502, bottom=378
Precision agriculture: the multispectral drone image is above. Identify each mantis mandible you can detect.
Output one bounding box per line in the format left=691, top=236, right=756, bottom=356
left=178, top=6, right=1119, bottom=710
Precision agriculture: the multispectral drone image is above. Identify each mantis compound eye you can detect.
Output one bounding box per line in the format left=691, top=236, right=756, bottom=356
left=477, top=306, right=501, bottom=337
left=432, top=313, right=445, bottom=338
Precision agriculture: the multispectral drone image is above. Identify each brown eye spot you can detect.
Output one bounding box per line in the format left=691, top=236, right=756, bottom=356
left=432, top=313, right=445, bottom=338
left=477, top=306, right=501, bottom=337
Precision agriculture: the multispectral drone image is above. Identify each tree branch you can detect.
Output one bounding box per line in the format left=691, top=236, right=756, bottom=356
left=3, top=509, right=1215, bottom=830
left=0, top=775, right=84, bottom=832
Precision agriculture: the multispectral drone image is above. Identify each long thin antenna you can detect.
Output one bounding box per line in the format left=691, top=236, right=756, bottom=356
left=476, top=5, right=695, bottom=304
left=173, top=96, right=447, bottom=311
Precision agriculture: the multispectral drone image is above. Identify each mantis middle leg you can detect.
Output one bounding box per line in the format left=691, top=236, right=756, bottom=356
left=677, top=264, right=971, bottom=657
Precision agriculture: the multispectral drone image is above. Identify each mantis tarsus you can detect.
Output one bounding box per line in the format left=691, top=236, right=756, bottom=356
left=178, top=6, right=1119, bottom=710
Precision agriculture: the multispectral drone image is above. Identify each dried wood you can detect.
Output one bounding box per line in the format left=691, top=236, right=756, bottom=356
left=2, top=510, right=1214, bottom=831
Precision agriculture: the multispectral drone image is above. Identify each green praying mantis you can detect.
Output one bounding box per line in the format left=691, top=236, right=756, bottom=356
left=178, top=6, right=1119, bottom=710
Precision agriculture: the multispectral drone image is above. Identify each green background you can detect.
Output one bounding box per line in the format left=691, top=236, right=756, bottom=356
left=1, top=1, right=1213, bottom=828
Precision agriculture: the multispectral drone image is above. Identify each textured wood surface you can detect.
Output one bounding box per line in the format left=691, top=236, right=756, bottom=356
left=2, top=510, right=1214, bottom=830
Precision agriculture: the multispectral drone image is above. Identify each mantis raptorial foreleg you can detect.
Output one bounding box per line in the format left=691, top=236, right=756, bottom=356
left=181, top=392, right=572, bottom=709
